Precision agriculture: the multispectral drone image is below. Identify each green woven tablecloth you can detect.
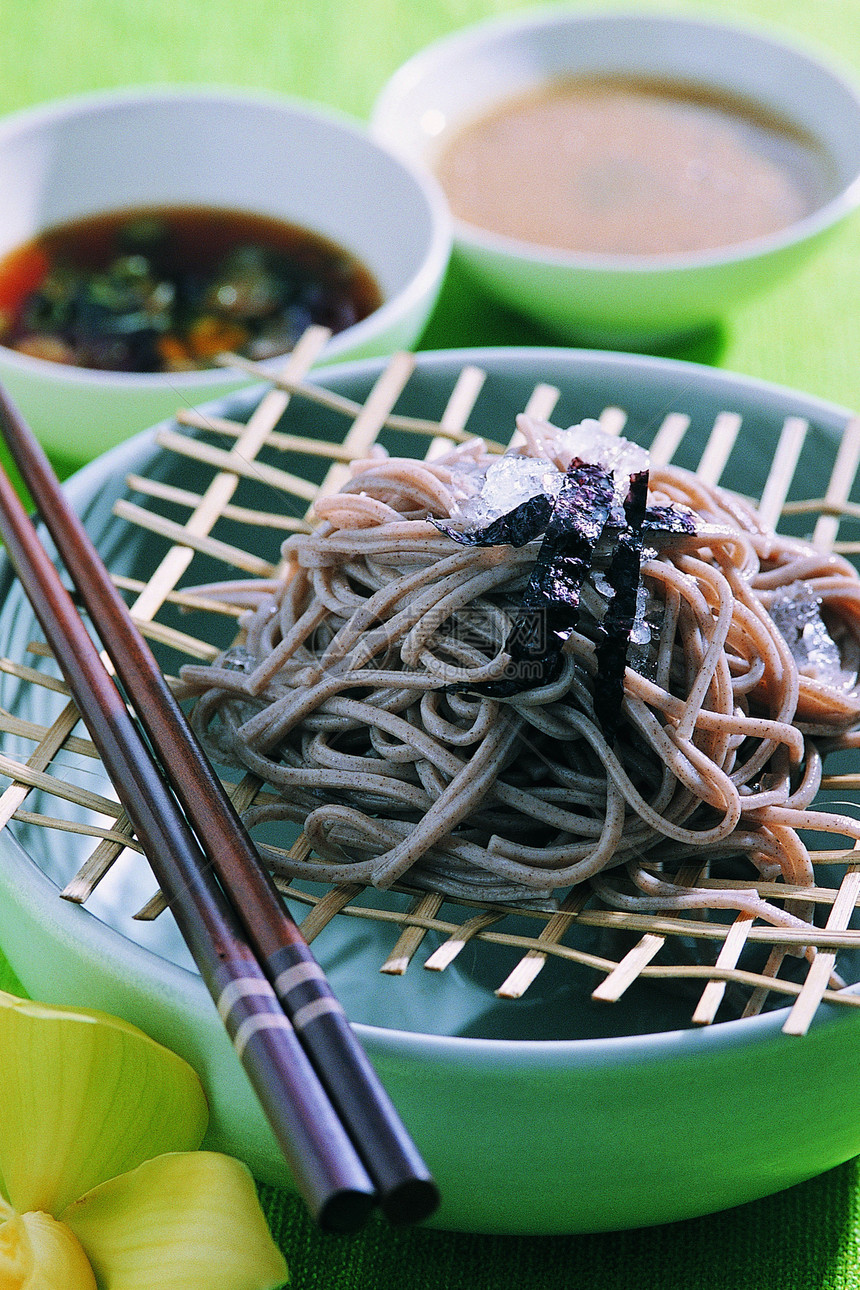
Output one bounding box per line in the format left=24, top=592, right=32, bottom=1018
left=3, top=0, right=860, bottom=1285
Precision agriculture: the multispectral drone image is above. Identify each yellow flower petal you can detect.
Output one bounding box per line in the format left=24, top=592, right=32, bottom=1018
left=0, top=1210, right=97, bottom=1290
left=62, top=1152, right=288, bottom=1290
left=0, top=991, right=208, bottom=1215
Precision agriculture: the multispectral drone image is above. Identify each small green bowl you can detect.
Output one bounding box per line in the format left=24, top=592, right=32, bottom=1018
left=372, top=11, right=860, bottom=347
left=0, top=86, right=451, bottom=467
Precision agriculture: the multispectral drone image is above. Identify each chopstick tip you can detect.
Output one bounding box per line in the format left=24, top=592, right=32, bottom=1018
left=380, top=1176, right=441, bottom=1227
left=317, top=1187, right=377, bottom=1235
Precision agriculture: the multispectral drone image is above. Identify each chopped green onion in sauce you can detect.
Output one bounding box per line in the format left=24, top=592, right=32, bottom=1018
left=0, top=205, right=382, bottom=372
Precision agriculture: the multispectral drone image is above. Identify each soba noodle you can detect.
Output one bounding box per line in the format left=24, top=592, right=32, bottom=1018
left=178, top=416, right=860, bottom=941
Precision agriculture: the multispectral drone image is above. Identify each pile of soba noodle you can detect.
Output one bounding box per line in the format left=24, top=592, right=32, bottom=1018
left=178, top=416, right=860, bottom=939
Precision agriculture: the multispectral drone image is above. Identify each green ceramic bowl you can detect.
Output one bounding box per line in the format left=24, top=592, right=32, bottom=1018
left=0, top=348, right=859, bottom=1234
left=372, top=11, right=860, bottom=347
left=0, top=87, right=451, bottom=467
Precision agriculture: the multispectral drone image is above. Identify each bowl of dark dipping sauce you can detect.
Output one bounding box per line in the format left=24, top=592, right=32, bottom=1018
left=372, top=10, right=860, bottom=346
left=0, top=87, right=451, bottom=463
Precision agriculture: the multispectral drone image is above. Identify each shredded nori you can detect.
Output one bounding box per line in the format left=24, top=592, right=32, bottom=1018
left=593, top=470, right=649, bottom=741
left=434, top=492, right=554, bottom=548
left=475, top=460, right=616, bottom=698
left=642, top=504, right=696, bottom=536
left=437, top=455, right=696, bottom=722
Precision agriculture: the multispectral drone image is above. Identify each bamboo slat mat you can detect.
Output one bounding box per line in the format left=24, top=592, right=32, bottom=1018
left=1, top=324, right=860, bottom=1037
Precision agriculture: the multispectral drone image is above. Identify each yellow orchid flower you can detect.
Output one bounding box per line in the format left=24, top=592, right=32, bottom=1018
left=0, top=990, right=288, bottom=1290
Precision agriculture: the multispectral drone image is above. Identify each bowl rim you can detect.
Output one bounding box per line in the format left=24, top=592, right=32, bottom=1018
left=371, top=5, right=860, bottom=274
left=3, top=342, right=859, bottom=1068
left=0, top=83, right=453, bottom=388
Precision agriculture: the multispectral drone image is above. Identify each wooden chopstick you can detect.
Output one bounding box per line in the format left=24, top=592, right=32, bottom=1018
left=0, top=410, right=374, bottom=1232
left=0, top=384, right=439, bottom=1228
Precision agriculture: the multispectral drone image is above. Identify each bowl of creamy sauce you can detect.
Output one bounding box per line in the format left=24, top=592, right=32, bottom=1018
left=435, top=75, right=837, bottom=257
left=373, top=12, right=860, bottom=345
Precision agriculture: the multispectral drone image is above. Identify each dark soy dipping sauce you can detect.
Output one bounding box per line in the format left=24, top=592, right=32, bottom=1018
left=0, top=205, right=383, bottom=372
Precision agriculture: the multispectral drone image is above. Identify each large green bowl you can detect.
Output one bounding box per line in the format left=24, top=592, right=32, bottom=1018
left=0, top=347, right=858, bottom=1234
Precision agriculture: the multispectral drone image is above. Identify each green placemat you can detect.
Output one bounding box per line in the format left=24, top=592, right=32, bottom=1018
left=260, top=1165, right=860, bottom=1290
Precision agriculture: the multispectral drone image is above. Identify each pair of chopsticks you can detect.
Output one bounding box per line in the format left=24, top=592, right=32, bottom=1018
left=0, top=384, right=439, bottom=1234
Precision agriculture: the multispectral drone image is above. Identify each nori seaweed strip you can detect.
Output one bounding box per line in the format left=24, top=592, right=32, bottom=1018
left=642, top=504, right=696, bottom=536
left=593, top=469, right=649, bottom=741
left=476, top=460, right=616, bottom=697
left=434, top=485, right=694, bottom=553
left=434, top=492, right=554, bottom=548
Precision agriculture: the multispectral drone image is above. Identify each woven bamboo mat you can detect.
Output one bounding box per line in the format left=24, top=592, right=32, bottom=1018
left=1, top=323, right=860, bottom=1037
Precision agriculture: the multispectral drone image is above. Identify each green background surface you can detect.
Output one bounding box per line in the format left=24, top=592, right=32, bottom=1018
left=2, top=0, right=860, bottom=1286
